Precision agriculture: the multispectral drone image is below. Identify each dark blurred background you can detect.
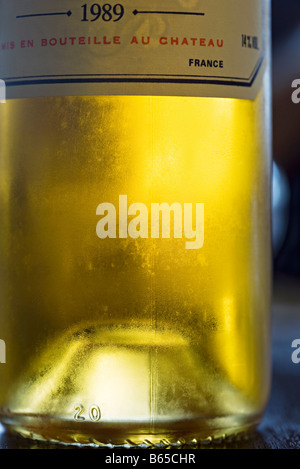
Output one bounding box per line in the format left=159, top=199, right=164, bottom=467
left=268, top=3, right=300, bottom=448
left=272, top=0, right=300, bottom=278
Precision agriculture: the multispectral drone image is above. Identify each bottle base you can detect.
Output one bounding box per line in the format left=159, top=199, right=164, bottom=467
left=0, top=410, right=261, bottom=448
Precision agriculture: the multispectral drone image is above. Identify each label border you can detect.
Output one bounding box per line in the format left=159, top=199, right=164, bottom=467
left=4, top=54, right=264, bottom=90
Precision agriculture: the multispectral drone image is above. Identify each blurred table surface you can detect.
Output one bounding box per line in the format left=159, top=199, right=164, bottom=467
left=1, top=273, right=300, bottom=450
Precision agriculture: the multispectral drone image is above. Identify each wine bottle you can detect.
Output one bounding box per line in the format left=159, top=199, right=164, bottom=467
left=0, top=0, right=272, bottom=447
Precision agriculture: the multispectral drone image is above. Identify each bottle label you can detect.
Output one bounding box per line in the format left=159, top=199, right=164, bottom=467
left=0, top=0, right=266, bottom=100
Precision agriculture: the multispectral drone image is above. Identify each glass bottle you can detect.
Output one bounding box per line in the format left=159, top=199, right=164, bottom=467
left=0, top=0, right=272, bottom=447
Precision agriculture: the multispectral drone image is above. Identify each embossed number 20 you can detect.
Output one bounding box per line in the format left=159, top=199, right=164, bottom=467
left=74, top=403, right=102, bottom=422
left=81, top=4, right=124, bottom=22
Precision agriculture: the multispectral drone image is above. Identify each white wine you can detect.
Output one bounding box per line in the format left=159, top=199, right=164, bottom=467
left=0, top=0, right=272, bottom=447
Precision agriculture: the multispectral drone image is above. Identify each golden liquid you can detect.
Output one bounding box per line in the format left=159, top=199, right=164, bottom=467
left=0, top=82, right=272, bottom=445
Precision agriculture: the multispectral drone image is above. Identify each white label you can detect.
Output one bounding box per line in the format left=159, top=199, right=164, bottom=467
left=0, top=0, right=266, bottom=100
